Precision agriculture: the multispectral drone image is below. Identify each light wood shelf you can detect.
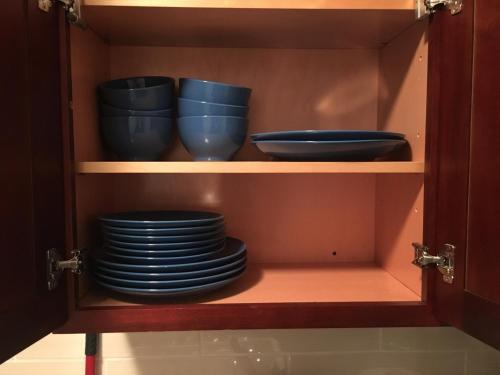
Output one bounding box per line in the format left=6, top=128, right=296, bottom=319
left=77, top=161, right=424, bottom=174
left=80, top=263, right=421, bottom=307
left=83, top=0, right=415, bottom=10
left=81, top=1, right=418, bottom=48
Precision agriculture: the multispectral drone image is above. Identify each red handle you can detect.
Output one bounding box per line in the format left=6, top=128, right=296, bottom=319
left=85, top=355, right=95, bottom=375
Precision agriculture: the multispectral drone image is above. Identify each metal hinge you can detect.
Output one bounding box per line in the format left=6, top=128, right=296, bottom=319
left=47, top=248, right=86, bottom=291
left=412, top=243, right=455, bottom=284
left=416, top=0, right=463, bottom=18
left=38, top=0, right=86, bottom=28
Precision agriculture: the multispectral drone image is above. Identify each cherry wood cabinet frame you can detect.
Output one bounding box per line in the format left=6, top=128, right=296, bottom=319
left=2, top=0, right=500, bottom=363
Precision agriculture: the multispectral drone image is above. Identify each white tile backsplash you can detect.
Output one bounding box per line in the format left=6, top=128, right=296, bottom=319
left=201, top=328, right=380, bottom=355
left=0, top=360, right=85, bottom=375
left=289, top=352, right=466, bottom=375
left=466, top=350, right=500, bottom=375
left=200, top=355, right=289, bottom=375
left=101, top=332, right=200, bottom=358
left=2, top=328, right=499, bottom=375
left=381, top=327, right=489, bottom=352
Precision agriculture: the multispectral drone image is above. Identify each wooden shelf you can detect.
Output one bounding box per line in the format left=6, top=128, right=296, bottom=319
left=81, top=1, right=418, bottom=48
left=80, top=263, right=421, bottom=308
left=83, top=0, right=415, bottom=10
left=77, top=161, right=424, bottom=174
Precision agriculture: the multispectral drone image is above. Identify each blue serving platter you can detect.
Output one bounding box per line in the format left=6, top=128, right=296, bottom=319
left=93, top=271, right=245, bottom=297
left=253, top=139, right=407, bottom=161
left=105, top=239, right=225, bottom=256
left=105, top=234, right=225, bottom=250
left=103, top=228, right=224, bottom=243
left=99, top=211, right=224, bottom=229
left=91, top=237, right=246, bottom=272
left=94, top=264, right=246, bottom=288
left=102, top=221, right=224, bottom=236
left=92, top=255, right=246, bottom=280
left=103, top=246, right=223, bottom=264
left=250, top=130, right=405, bottom=141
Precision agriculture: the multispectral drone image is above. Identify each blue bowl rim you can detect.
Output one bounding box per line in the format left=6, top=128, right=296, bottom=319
left=177, top=115, right=248, bottom=121
left=101, top=116, right=175, bottom=121
left=178, top=97, right=248, bottom=109
left=99, top=76, right=175, bottom=92
left=179, top=78, right=251, bottom=92
left=100, top=102, right=176, bottom=113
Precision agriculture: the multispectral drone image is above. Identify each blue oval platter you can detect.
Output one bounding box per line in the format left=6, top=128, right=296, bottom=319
left=94, top=264, right=246, bottom=288
left=91, top=237, right=246, bottom=272
left=250, top=130, right=405, bottom=141
left=103, top=246, right=223, bottom=264
left=92, top=271, right=245, bottom=297
left=92, top=256, right=246, bottom=281
left=253, top=139, right=406, bottom=161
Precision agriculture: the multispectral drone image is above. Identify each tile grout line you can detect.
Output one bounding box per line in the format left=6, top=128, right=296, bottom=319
left=378, top=328, right=384, bottom=350
left=286, top=353, right=292, bottom=375
left=464, top=350, right=468, bottom=375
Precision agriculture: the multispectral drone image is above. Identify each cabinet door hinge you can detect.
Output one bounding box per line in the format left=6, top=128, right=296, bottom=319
left=411, top=243, right=455, bottom=284
left=47, top=248, right=86, bottom=291
left=416, top=0, right=463, bottom=19
left=38, top=0, right=86, bottom=28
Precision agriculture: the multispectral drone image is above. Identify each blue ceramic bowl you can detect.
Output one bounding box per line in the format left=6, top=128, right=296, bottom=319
left=178, top=97, right=248, bottom=117
left=177, top=116, right=248, bottom=161
left=100, top=116, right=174, bottom=161
left=98, top=76, right=175, bottom=110
left=100, top=103, right=175, bottom=118
left=179, top=78, right=251, bottom=106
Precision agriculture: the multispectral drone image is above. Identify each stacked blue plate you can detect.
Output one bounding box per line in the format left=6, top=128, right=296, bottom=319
left=251, top=130, right=408, bottom=161
left=91, top=211, right=247, bottom=297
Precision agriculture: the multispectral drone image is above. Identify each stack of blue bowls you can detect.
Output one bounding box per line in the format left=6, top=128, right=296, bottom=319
left=98, top=76, right=176, bottom=161
left=177, top=78, right=252, bottom=161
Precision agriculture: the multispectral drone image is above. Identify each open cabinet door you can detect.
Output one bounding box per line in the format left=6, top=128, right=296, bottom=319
left=428, top=0, right=500, bottom=350
left=0, top=0, right=71, bottom=362
left=461, top=0, right=500, bottom=349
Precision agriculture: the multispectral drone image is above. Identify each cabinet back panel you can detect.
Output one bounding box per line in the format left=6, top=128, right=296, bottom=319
left=76, top=174, right=375, bottom=263
left=109, top=47, right=379, bottom=161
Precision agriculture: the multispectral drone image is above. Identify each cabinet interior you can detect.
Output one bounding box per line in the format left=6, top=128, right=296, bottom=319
left=70, top=5, right=428, bottom=307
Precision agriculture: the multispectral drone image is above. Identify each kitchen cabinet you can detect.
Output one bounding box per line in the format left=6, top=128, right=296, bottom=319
left=1, top=0, right=499, bottom=363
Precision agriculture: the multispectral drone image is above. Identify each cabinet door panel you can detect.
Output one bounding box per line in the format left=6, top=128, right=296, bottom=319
left=463, top=0, right=500, bottom=348
left=426, top=0, right=473, bottom=327
left=430, top=0, right=500, bottom=350
left=0, top=0, right=69, bottom=362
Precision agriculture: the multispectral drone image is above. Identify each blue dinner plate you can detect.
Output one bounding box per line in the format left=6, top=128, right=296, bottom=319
left=103, top=228, right=224, bottom=243
left=99, top=211, right=224, bottom=229
left=93, top=271, right=244, bottom=297
left=102, top=246, right=223, bottom=264
left=93, top=264, right=246, bottom=288
left=105, top=239, right=225, bottom=256
left=253, top=139, right=407, bottom=161
left=91, top=237, right=246, bottom=272
left=92, top=255, right=246, bottom=280
left=102, top=221, right=224, bottom=236
left=105, top=234, right=225, bottom=250
left=250, top=130, right=405, bottom=141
